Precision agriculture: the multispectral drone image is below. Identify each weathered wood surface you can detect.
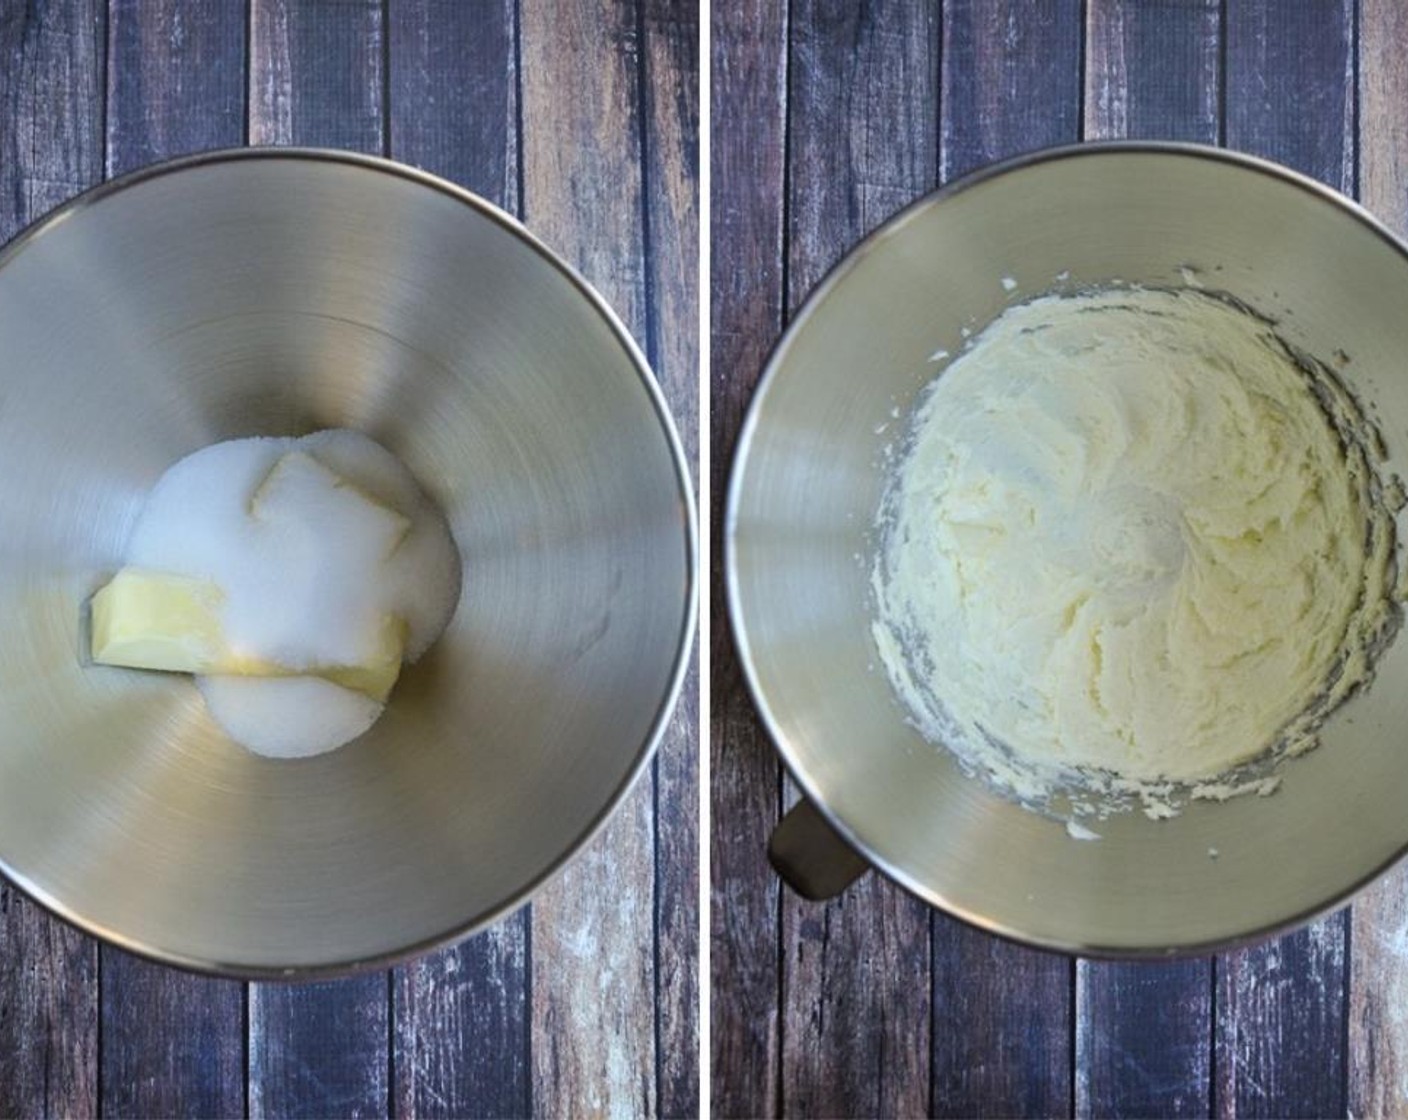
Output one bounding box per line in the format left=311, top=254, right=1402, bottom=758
left=1084, top=0, right=1220, bottom=144
left=1349, top=12, right=1408, bottom=1120
left=102, top=3, right=250, bottom=1115
left=245, top=7, right=395, bottom=1116
left=778, top=4, right=936, bottom=1117
left=711, top=0, right=1399, bottom=1117
left=386, top=5, right=534, bottom=1119
left=1076, top=5, right=1218, bottom=1117
left=708, top=0, right=788, bottom=1113
left=106, top=0, right=247, bottom=175
left=1224, top=0, right=1356, bottom=194
left=0, top=0, right=698, bottom=1116
left=394, top=932, right=530, bottom=1120
left=0, top=888, right=98, bottom=1120
left=1076, top=959, right=1212, bottom=1120
left=248, top=0, right=384, bottom=153
left=99, top=951, right=245, bottom=1120
left=940, top=0, right=1082, bottom=182
left=1214, top=5, right=1355, bottom=1119
left=519, top=2, right=658, bottom=1114
left=386, top=0, right=518, bottom=203
left=641, top=0, right=703, bottom=1114
left=249, top=978, right=390, bottom=1119
left=1217, top=916, right=1350, bottom=1120
left=934, top=4, right=1082, bottom=1117
left=931, top=921, right=1072, bottom=1119
left=0, top=3, right=104, bottom=1119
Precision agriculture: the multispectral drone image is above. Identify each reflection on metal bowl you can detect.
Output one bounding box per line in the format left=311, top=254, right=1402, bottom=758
left=728, top=142, right=1408, bottom=956
left=0, top=149, right=696, bottom=977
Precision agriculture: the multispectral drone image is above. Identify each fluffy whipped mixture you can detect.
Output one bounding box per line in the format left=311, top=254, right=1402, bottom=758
left=872, top=288, right=1399, bottom=807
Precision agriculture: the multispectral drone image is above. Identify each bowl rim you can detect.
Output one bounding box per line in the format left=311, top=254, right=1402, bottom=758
left=0, top=145, right=699, bottom=981
left=725, top=138, right=1408, bottom=959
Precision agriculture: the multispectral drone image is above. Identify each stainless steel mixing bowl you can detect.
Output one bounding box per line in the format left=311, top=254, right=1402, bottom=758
left=0, top=149, right=695, bottom=976
left=727, top=142, right=1408, bottom=956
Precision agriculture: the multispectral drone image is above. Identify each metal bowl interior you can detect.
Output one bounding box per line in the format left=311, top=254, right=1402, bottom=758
left=0, top=150, right=694, bottom=977
left=727, top=143, right=1408, bottom=956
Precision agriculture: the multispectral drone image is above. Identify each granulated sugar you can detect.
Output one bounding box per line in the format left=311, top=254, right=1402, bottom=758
left=197, top=676, right=383, bottom=760
left=123, top=429, right=460, bottom=757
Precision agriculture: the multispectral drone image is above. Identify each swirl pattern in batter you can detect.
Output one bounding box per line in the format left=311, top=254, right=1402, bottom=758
left=872, top=288, right=1397, bottom=796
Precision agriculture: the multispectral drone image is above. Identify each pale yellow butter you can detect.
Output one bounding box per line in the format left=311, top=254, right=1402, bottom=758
left=91, top=568, right=405, bottom=702
left=873, top=288, right=1395, bottom=791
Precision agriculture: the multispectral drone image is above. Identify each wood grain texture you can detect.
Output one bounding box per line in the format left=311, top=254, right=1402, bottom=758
left=1348, top=3, right=1408, bottom=1116
left=781, top=883, right=930, bottom=1119
left=519, top=0, right=648, bottom=336
left=100, top=950, right=244, bottom=1119
left=1216, top=5, right=1354, bottom=1118
left=106, top=0, right=247, bottom=176
left=929, top=4, right=1080, bottom=1116
left=787, top=0, right=939, bottom=275
left=641, top=1, right=701, bottom=1114
left=777, top=3, right=937, bottom=1117
left=941, top=0, right=1083, bottom=181
left=932, top=921, right=1072, bottom=1119
left=1076, top=6, right=1218, bottom=1117
left=714, top=2, right=1398, bottom=1117
left=1216, top=912, right=1349, bottom=1119
left=1350, top=868, right=1408, bottom=1120
left=0, top=4, right=104, bottom=1114
left=708, top=0, right=788, bottom=1113
left=657, top=682, right=700, bottom=1120
left=1075, top=960, right=1211, bottom=1119
left=244, top=7, right=393, bottom=1116
left=387, top=5, right=530, bottom=1118
left=1084, top=0, right=1220, bottom=143
left=1357, top=0, right=1408, bottom=236
left=249, top=978, right=389, bottom=1119
left=394, top=931, right=529, bottom=1120
left=520, top=1, right=656, bottom=1114
left=642, top=0, right=701, bottom=475
left=249, top=0, right=384, bottom=152
left=1, top=0, right=694, bottom=1116
left=100, top=5, right=248, bottom=1116
left=0, top=0, right=106, bottom=224
left=1224, top=0, right=1356, bottom=193
left=0, top=891, right=99, bottom=1120
left=387, top=0, right=519, bottom=208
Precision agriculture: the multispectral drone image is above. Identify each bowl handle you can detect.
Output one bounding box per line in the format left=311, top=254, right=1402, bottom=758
left=768, top=797, right=870, bottom=900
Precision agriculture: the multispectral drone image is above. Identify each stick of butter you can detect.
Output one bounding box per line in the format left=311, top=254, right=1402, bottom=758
left=90, top=568, right=405, bottom=702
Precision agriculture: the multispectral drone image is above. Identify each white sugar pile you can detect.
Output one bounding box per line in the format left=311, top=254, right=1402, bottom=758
left=197, top=676, right=383, bottom=760
left=126, top=429, right=461, bottom=757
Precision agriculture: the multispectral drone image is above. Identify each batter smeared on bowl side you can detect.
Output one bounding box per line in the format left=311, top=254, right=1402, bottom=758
left=871, top=288, right=1400, bottom=814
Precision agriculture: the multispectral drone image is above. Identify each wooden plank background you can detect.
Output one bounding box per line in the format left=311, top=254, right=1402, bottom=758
left=0, top=1, right=698, bottom=1117
left=711, top=0, right=1408, bottom=1117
